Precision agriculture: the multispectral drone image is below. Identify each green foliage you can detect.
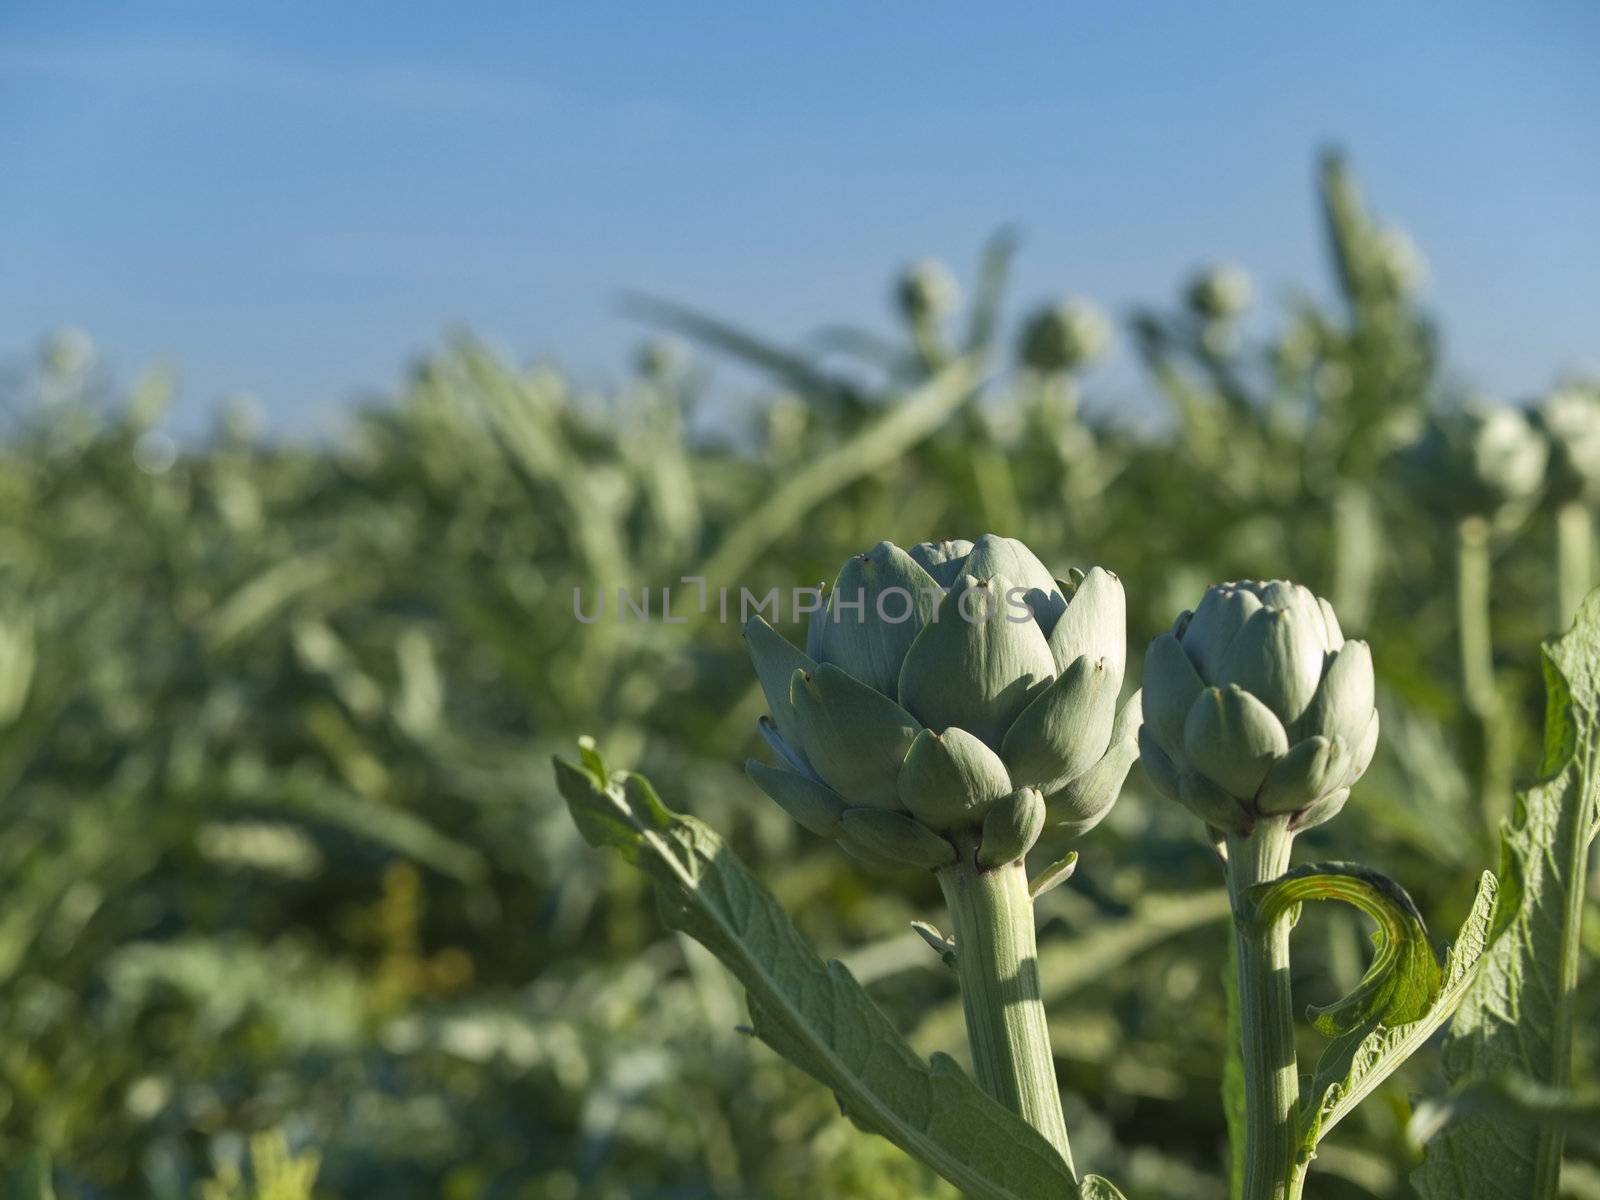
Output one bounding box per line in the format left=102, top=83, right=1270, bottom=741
left=1246, top=863, right=1443, bottom=1037
left=0, top=150, right=1591, bottom=1197
left=3, top=1153, right=53, bottom=1200
left=1410, top=1076, right=1600, bottom=1159
left=199, top=1132, right=320, bottom=1200
left=1415, top=595, right=1600, bottom=1200
left=1300, top=871, right=1497, bottom=1155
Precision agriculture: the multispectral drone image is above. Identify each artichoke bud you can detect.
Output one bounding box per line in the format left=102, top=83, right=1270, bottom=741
left=1395, top=405, right=1548, bottom=522
left=745, top=536, right=1135, bottom=866
left=895, top=259, right=960, bottom=324
left=1139, top=581, right=1376, bottom=834
left=1185, top=264, right=1254, bottom=323
left=1018, top=300, right=1111, bottom=374
left=635, top=337, right=687, bottom=381
left=1533, top=386, right=1600, bottom=505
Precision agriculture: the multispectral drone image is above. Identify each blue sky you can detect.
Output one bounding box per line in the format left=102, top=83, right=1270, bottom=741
left=2, top=3, right=1597, bottom=433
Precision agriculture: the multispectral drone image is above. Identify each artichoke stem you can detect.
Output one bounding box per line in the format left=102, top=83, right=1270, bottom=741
left=1555, top=501, right=1593, bottom=633
left=911, top=314, right=949, bottom=372
left=1224, top=817, right=1301, bottom=1200
left=1330, top=483, right=1378, bottom=631
left=936, top=850, right=1074, bottom=1176
left=1455, top=516, right=1510, bottom=832
left=971, top=443, right=1026, bottom=541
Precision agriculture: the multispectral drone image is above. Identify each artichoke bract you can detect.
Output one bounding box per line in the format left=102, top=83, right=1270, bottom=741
left=1139, top=580, right=1376, bottom=836
left=744, top=535, right=1140, bottom=870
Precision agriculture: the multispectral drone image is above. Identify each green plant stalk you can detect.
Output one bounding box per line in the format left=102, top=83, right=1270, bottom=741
left=911, top=312, right=950, bottom=371
left=1457, top=516, right=1510, bottom=833
left=1041, top=375, right=1088, bottom=472
left=1537, top=756, right=1596, bottom=1195
left=1033, top=374, right=1103, bottom=533
left=1224, top=816, right=1300, bottom=1200
left=1330, top=483, right=1378, bottom=632
left=936, top=852, right=1074, bottom=1176
left=960, top=407, right=1026, bottom=537
left=1555, top=500, right=1592, bottom=633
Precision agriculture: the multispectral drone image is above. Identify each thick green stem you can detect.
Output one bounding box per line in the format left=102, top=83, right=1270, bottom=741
left=1330, top=483, right=1378, bottom=632
left=936, top=854, right=1073, bottom=1175
left=1456, top=517, right=1495, bottom=709
left=1457, top=516, right=1510, bottom=833
left=1225, top=817, right=1300, bottom=1200
left=1555, top=500, right=1592, bottom=633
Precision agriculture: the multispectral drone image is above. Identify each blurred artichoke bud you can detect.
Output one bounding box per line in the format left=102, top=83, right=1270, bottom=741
left=635, top=337, right=688, bottom=381
left=895, top=259, right=959, bottom=324
left=1533, top=386, right=1600, bottom=505
left=1185, top=264, right=1254, bottom=323
left=1140, top=581, right=1376, bottom=836
left=745, top=536, right=1139, bottom=869
left=1395, top=405, right=1548, bottom=521
left=1018, top=301, right=1111, bottom=374
left=41, top=328, right=96, bottom=377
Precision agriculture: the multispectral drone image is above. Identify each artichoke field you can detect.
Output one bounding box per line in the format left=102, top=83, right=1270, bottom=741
left=0, top=154, right=1595, bottom=1199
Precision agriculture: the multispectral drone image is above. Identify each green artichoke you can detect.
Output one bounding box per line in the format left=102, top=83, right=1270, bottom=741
left=1185, top=264, right=1254, bottom=323
left=1534, top=386, right=1600, bottom=505
left=635, top=337, right=688, bottom=381
left=1018, top=301, right=1111, bottom=374
left=1395, top=406, right=1548, bottom=521
left=1139, top=580, right=1376, bottom=835
left=744, top=535, right=1140, bottom=870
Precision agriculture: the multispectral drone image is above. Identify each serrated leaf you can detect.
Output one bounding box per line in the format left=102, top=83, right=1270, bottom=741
left=1298, top=870, right=1498, bottom=1155
left=1410, top=1075, right=1600, bottom=1157
left=1416, top=592, right=1600, bottom=1200
left=1245, top=861, right=1443, bottom=1038
left=552, top=743, right=1080, bottom=1200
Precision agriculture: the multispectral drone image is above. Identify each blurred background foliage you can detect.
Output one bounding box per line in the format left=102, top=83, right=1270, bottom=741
left=1, top=153, right=1596, bottom=1199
